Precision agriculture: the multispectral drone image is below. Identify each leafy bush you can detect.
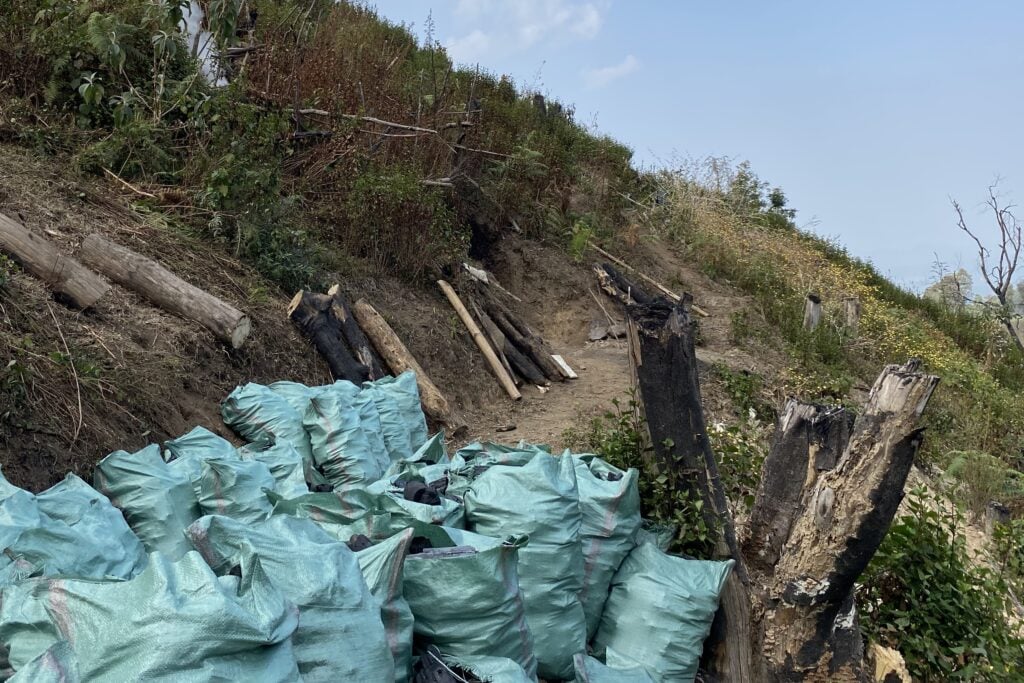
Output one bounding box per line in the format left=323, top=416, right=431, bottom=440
left=859, top=489, right=1024, bottom=681
left=564, top=392, right=714, bottom=557
left=708, top=417, right=767, bottom=513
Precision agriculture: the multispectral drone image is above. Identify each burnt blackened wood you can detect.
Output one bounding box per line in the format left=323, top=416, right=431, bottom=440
left=475, top=288, right=564, bottom=382
left=288, top=290, right=369, bottom=383
left=745, top=401, right=853, bottom=574
left=327, top=285, right=387, bottom=380
left=764, top=360, right=938, bottom=681
left=595, top=262, right=655, bottom=305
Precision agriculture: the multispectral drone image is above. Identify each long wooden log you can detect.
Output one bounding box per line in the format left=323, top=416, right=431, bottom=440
left=764, top=360, right=939, bottom=681
left=0, top=212, right=109, bottom=309
left=79, top=234, right=249, bottom=347
left=470, top=301, right=521, bottom=386
left=288, top=290, right=368, bottom=383
left=474, top=291, right=564, bottom=382
left=475, top=299, right=547, bottom=387
left=327, top=284, right=386, bottom=380
left=437, top=280, right=521, bottom=400
left=351, top=298, right=466, bottom=432
left=744, top=400, right=853, bottom=575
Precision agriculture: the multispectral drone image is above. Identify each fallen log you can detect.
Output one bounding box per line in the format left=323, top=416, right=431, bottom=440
left=327, top=284, right=386, bottom=380
left=473, top=288, right=564, bottom=382
left=351, top=298, right=465, bottom=432
left=0, top=212, right=109, bottom=309
left=437, top=280, right=521, bottom=400
left=764, top=360, right=938, bottom=680
left=288, top=290, right=369, bottom=383
left=79, top=234, right=249, bottom=347
left=472, top=301, right=543, bottom=387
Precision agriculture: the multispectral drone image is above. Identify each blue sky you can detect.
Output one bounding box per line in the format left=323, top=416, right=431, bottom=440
left=369, top=1, right=1024, bottom=291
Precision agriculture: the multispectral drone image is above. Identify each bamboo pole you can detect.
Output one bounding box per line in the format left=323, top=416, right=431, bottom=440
left=437, top=280, right=521, bottom=400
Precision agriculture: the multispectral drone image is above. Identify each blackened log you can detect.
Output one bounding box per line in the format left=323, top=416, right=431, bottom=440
left=327, top=284, right=386, bottom=380
left=473, top=301, right=546, bottom=386
left=477, top=294, right=564, bottom=382
left=598, top=262, right=655, bottom=304
left=288, top=290, right=369, bottom=383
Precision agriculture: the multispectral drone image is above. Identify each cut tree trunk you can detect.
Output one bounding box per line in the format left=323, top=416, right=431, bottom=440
left=0, top=212, right=109, bottom=309
left=470, top=301, right=519, bottom=386
left=327, top=284, right=386, bottom=380
left=627, top=296, right=755, bottom=681
left=288, top=290, right=369, bottom=383
left=803, top=293, right=823, bottom=331
left=843, top=297, right=861, bottom=339
left=472, top=302, right=548, bottom=387
left=763, top=360, right=939, bottom=681
left=744, top=400, right=854, bottom=575
left=351, top=298, right=465, bottom=433
left=438, top=280, right=521, bottom=400
left=79, top=234, right=249, bottom=347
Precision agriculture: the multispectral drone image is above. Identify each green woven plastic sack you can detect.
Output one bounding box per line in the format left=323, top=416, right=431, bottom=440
left=304, top=382, right=389, bottom=487
left=464, top=452, right=586, bottom=680
left=356, top=529, right=415, bottom=683
left=197, top=458, right=276, bottom=523
left=221, top=382, right=313, bottom=464
left=238, top=440, right=309, bottom=498
left=572, top=652, right=654, bottom=683
left=0, top=473, right=146, bottom=586
left=383, top=432, right=448, bottom=479
left=0, top=551, right=301, bottom=681
left=362, top=371, right=428, bottom=463
left=402, top=526, right=537, bottom=679
left=593, top=542, right=734, bottom=682
left=635, top=519, right=676, bottom=552
left=8, top=640, right=80, bottom=682
left=93, top=444, right=200, bottom=559
left=573, top=454, right=641, bottom=638
left=187, top=514, right=394, bottom=683
left=33, top=473, right=147, bottom=580
left=163, top=425, right=236, bottom=460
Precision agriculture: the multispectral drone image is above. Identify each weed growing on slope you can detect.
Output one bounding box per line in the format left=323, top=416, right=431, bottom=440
left=859, top=489, right=1024, bottom=681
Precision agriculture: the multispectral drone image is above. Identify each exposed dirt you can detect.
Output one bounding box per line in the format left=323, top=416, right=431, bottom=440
left=0, top=144, right=787, bottom=492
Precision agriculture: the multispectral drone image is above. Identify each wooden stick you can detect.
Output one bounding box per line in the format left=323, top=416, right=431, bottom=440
left=589, top=287, right=617, bottom=327
left=551, top=355, right=578, bottom=380
left=79, top=234, right=250, bottom=348
left=437, top=280, right=521, bottom=400
left=475, top=301, right=547, bottom=386
left=351, top=299, right=466, bottom=431
left=0, top=212, right=109, bottom=309
left=590, top=243, right=709, bottom=316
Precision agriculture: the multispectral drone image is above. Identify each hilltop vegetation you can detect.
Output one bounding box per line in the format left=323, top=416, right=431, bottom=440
left=3, top=0, right=1024, bottom=678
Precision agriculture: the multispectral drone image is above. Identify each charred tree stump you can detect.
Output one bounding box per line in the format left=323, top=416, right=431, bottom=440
left=327, top=284, right=386, bottom=380
left=744, top=401, right=854, bottom=574
left=288, top=290, right=369, bottom=383
left=0, top=213, right=110, bottom=309
left=80, top=234, right=250, bottom=347
left=628, top=296, right=756, bottom=681
left=763, top=360, right=938, bottom=681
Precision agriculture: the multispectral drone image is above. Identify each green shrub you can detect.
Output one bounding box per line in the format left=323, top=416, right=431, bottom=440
left=564, top=392, right=714, bottom=557
left=341, top=165, right=465, bottom=279
left=859, top=489, right=1024, bottom=681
